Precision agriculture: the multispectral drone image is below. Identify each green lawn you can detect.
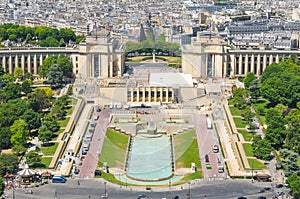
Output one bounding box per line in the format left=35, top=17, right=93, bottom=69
left=176, top=138, right=201, bottom=171
left=174, top=130, right=196, bottom=159
left=233, top=117, right=247, bottom=128
left=298, top=157, right=300, bottom=167
left=58, top=117, right=70, bottom=128
left=229, top=106, right=243, bottom=116
left=99, top=129, right=129, bottom=168
left=243, top=143, right=254, bottom=157
left=41, top=157, right=52, bottom=168
left=247, top=158, right=267, bottom=170
left=66, top=98, right=77, bottom=115
left=41, top=142, right=58, bottom=156
left=252, top=99, right=269, bottom=125
left=238, top=130, right=254, bottom=141
left=228, top=98, right=234, bottom=106
left=172, top=172, right=203, bottom=186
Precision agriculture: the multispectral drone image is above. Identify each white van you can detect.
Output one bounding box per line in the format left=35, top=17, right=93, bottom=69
left=83, top=142, right=90, bottom=151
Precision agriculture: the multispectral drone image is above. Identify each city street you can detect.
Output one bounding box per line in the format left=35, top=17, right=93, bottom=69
left=195, top=114, right=224, bottom=180
left=11, top=178, right=277, bottom=199
left=78, top=109, right=111, bottom=178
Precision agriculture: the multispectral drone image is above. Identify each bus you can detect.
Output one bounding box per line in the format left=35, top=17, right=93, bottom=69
left=52, top=176, right=67, bottom=183
left=206, top=117, right=212, bottom=129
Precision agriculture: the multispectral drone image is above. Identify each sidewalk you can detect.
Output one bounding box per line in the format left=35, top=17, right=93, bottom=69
left=49, top=98, right=83, bottom=169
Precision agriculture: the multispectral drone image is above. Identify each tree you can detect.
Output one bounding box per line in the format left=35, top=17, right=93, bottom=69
left=12, top=145, right=26, bottom=155
left=1, top=73, right=16, bottom=86
left=248, top=78, right=261, bottom=99
left=57, top=55, right=73, bottom=79
left=59, top=38, right=65, bottom=47
left=232, top=88, right=250, bottom=109
left=260, top=60, right=300, bottom=107
left=42, top=113, right=59, bottom=132
left=38, top=56, right=57, bottom=77
left=0, top=177, right=4, bottom=196
left=24, top=72, right=33, bottom=81
left=26, top=151, right=42, bottom=168
left=286, top=173, right=300, bottom=198
left=241, top=106, right=254, bottom=124
left=47, top=64, right=63, bottom=88
left=52, top=102, right=66, bottom=120
left=0, top=127, right=12, bottom=149
left=28, top=89, right=51, bottom=112
left=0, top=153, right=18, bottom=176
left=252, top=136, right=273, bottom=160
left=20, top=109, right=41, bottom=131
left=3, top=82, right=22, bottom=101
left=265, top=104, right=287, bottom=149
left=284, top=108, right=300, bottom=153
left=10, top=119, right=28, bottom=147
left=21, top=80, right=32, bottom=94
left=13, top=67, right=23, bottom=80
left=281, top=150, right=300, bottom=176
left=38, top=126, right=53, bottom=144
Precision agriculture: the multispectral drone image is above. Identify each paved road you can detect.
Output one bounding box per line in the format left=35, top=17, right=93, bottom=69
left=11, top=178, right=278, bottom=199
left=195, top=114, right=223, bottom=180
left=79, top=109, right=110, bottom=178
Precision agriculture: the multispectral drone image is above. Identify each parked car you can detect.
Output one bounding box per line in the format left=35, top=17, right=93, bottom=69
left=276, top=192, right=284, bottom=196
left=205, top=154, right=209, bottom=162
left=137, top=193, right=147, bottom=199
left=275, top=183, right=283, bottom=188
left=25, top=190, right=33, bottom=194
left=213, top=145, right=219, bottom=153
left=258, top=189, right=265, bottom=193
left=257, top=197, right=266, bottom=199
left=95, top=170, right=102, bottom=176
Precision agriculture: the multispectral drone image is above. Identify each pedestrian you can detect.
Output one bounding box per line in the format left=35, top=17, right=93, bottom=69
left=77, top=180, right=80, bottom=186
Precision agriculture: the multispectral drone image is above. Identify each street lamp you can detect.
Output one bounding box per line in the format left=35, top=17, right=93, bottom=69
left=187, top=181, right=191, bottom=199
left=104, top=181, right=107, bottom=199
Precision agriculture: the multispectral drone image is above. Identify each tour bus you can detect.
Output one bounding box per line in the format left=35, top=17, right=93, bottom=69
left=52, top=176, right=67, bottom=183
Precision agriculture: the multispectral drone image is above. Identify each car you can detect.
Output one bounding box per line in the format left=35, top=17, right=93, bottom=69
left=82, top=150, right=87, bottom=155
left=137, top=193, right=147, bottom=199
left=264, top=187, right=271, bottom=190
left=25, top=190, right=33, bottom=194
left=95, top=170, right=102, bottom=176
left=237, top=196, right=247, bottom=199
left=173, top=196, right=179, bottom=199
left=205, top=154, right=209, bottom=162
left=74, top=168, right=80, bottom=175
left=275, top=183, right=283, bottom=188
left=257, top=197, right=266, bottom=199
left=213, top=145, right=219, bottom=153
left=258, top=189, right=265, bottom=193
left=276, top=192, right=284, bottom=196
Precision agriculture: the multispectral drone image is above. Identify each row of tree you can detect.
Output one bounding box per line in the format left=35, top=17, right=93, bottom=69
left=125, top=34, right=181, bottom=56
left=0, top=24, right=85, bottom=47
left=242, top=57, right=299, bottom=182
left=231, top=88, right=256, bottom=129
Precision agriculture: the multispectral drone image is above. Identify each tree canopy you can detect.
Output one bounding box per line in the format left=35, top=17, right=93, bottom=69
left=0, top=24, right=84, bottom=47
left=0, top=153, right=18, bottom=176
left=125, top=33, right=181, bottom=56
left=260, top=58, right=300, bottom=108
